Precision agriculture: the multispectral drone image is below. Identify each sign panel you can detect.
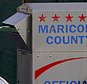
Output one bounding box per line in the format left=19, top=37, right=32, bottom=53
left=32, top=3, right=87, bottom=84
left=33, top=52, right=87, bottom=84
left=33, top=11, right=87, bottom=52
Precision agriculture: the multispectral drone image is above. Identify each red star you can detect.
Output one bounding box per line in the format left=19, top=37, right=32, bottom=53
left=65, top=14, right=74, bottom=22
left=78, top=14, right=87, bottom=22
left=52, top=14, right=60, bottom=22
left=38, top=14, right=46, bottom=22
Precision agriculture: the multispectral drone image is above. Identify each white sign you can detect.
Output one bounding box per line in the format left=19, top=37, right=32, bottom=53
left=33, top=11, right=87, bottom=52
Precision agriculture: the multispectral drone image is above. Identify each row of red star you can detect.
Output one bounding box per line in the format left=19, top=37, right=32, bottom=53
left=38, top=14, right=87, bottom=22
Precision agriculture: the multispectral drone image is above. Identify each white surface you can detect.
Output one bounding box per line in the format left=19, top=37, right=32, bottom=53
left=26, top=3, right=87, bottom=11
left=3, top=12, right=29, bottom=25
left=0, top=77, right=9, bottom=84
